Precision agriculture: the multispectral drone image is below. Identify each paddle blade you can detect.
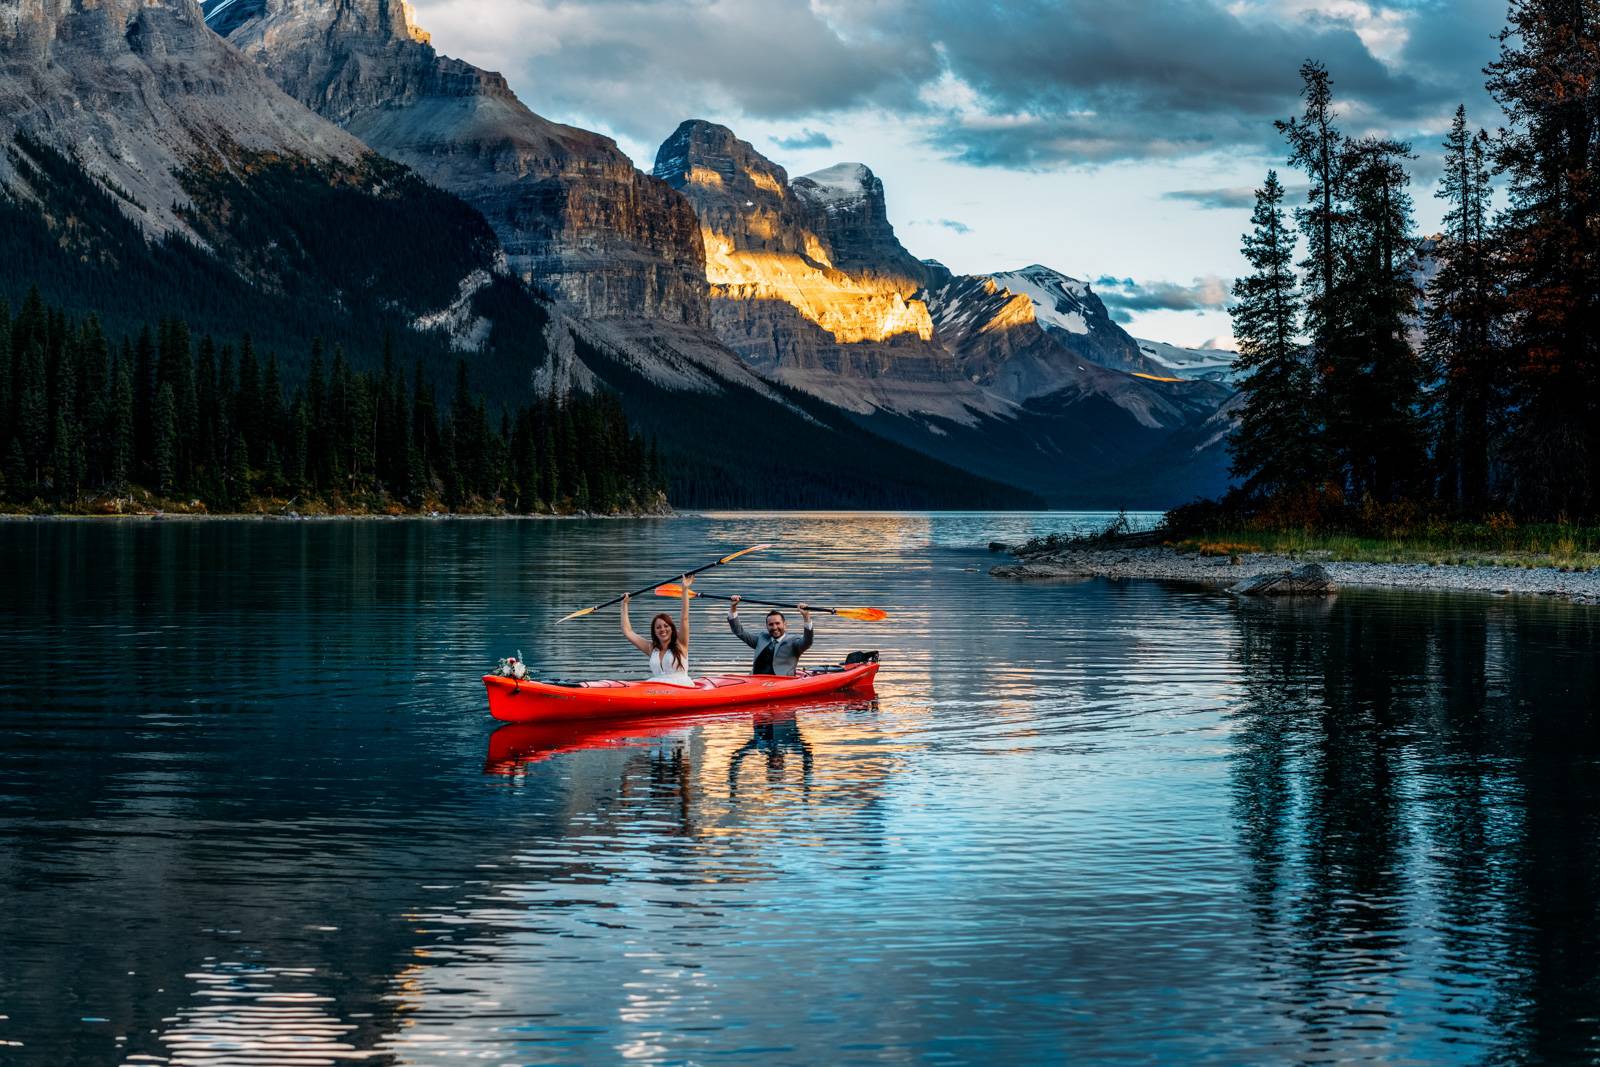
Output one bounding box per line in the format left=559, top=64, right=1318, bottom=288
left=556, top=605, right=597, bottom=624
left=654, top=584, right=701, bottom=598
left=717, top=543, right=772, bottom=564
left=834, top=607, right=889, bottom=622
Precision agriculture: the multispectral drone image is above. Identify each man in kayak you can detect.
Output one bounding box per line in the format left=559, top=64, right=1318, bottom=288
left=727, top=595, right=814, bottom=675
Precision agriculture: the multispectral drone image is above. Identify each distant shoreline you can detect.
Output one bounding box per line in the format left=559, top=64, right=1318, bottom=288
left=991, top=544, right=1600, bottom=606
left=0, top=510, right=676, bottom=522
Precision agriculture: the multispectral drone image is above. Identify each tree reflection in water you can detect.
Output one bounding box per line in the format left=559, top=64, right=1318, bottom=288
left=1228, top=591, right=1600, bottom=1062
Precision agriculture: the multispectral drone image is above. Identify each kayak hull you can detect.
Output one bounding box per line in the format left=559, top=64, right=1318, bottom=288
left=483, top=661, right=879, bottom=723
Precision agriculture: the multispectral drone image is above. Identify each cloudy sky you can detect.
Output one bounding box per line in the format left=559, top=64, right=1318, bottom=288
left=409, top=0, right=1509, bottom=348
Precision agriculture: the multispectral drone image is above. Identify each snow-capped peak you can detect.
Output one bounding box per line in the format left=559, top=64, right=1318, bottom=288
left=988, top=266, right=1095, bottom=335
left=792, top=163, right=877, bottom=213
left=796, top=162, right=872, bottom=198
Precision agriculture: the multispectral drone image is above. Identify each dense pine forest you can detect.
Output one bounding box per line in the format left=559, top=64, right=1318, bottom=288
left=1205, top=0, right=1600, bottom=534
left=0, top=289, right=665, bottom=514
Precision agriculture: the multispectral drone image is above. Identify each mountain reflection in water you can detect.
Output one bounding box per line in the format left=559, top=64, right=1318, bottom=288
left=0, top=515, right=1596, bottom=1064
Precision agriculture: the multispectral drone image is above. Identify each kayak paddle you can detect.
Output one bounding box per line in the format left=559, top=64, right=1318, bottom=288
left=555, top=543, right=773, bottom=624
left=653, top=584, right=888, bottom=622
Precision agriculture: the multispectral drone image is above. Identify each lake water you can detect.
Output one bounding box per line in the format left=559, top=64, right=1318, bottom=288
left=1, top=512, right=1597, bottom=1065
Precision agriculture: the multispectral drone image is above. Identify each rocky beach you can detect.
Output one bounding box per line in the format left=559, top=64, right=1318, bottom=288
left=991, top=542, right=1600, bottom=606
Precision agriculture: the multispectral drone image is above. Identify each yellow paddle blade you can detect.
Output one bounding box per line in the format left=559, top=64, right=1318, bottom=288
left=834, top=607, right=889, bottom=622
left=556, top=605, right=599, bottom=624
left=718, top=543, right=772, bottom=564
left=654, top=584, right=701, bottom=598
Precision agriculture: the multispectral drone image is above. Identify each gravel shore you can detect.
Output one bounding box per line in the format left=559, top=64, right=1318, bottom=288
left=991, top=545, right=1600, bottom=606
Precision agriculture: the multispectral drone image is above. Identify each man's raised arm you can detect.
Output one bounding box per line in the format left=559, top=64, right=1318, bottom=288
left=727, top=594, right=758, bottom=648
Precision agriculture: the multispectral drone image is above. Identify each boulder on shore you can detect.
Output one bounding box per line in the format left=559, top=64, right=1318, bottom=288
left=1230, top=563, right=1336, bottom=597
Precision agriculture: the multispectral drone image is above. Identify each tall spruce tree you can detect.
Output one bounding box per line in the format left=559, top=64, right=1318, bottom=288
left=1277, top=61, right=1346, bottom=359
left=1229, top=171, right=1320, bottom=495
left=1424, top=107, right=1501, bottom=510
left=1339, top=135, right=1426, bottom=501
left=1486, top=0, right=1600, bottom=516
left=108, top=351, right=134, bottom=493
left=0, top=298, right=11, bottom=455
left=152, top=383, right=178, bottom=495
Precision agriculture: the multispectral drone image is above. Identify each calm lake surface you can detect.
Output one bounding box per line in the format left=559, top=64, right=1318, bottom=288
left=2, top=512, right=1598, bottom=1065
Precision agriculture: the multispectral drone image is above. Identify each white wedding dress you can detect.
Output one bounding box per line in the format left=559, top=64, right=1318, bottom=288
left=648, top=648, right=696, bottom=687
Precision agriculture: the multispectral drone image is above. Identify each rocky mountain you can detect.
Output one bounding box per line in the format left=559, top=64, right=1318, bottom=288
left=983, top=266, right=1169, bottom=377
left=3, top=0, right=1238, bottom=507
left=652, top=120, right=998, bottom=421
left=791, top=162, right=944, bottom=290
left=0, top=0, right=364, bottom=238
left=648, top=119, right=1238, bottom=503
left=208, top=0, right=709, bottom=326
left=2, top=0, right=1041, bottom=509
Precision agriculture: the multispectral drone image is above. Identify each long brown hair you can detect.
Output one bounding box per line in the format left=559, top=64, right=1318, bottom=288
left=650, top=612, right=686, bottom=670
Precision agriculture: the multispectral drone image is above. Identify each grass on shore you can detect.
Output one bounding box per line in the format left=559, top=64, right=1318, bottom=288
left=1171, top=523, right=1600, bottom=572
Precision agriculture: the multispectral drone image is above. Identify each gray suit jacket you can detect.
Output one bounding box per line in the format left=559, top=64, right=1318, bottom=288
left=728, top=613, right=814, bottom=675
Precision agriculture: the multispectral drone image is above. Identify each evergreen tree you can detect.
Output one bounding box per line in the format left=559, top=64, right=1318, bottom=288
left=153, top=383, right=178, bottom=495
left=10, top=339, right=47, bottom=497
left=109, top=352, right=135, bottom=492
left=1486, top=0, right=1600, bottom=516
left=0, top=297, right=11, bottom=454
left=132, top=325, right=155, bottom=483
left=262, top=355, right=286, bottom=478
left=349, top=372, right=375, bottom=494
left=194, top=337, right=220, bottom=497
left=305, top=343, right=329, bottom=492
left=78, top=317, right=110, bottom=487
left=1277, top=61, right=1346, bottom=360
left=1277, top=62, right=1425, bottom=502
left=236, top=335, right=261, bottom=466
left=47, top=331, right=84, bottom=502
left=226, top=428, right=251, bottom=508
left=1228, top=171, right=1319, bottom=496
left=1339, top=135, right=1426, bottom=500
left=286, top=394, right=310, bottom=497
left=1424, top=107, right=1502, bottom=511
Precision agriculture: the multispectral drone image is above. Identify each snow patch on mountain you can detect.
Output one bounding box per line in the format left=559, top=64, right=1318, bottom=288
left=791, top=162, right=872, bottom=212
left=413, top=267, right=495, bottom=350
left=989, top=265, right=1094, bottom=335
left=1134, top=338, right=1241, bottom=384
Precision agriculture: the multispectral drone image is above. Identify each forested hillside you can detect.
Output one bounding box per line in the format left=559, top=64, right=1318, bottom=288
left=0, top=289, right=664, bottom=514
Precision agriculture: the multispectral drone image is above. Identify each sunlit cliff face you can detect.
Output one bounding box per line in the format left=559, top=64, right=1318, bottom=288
left=702, top=231, right=935, bottom=344
left=975, top=280, right=1037, bottom=335
left=688, top=165, right=934, bottom=347
left=395, top=0, right=431, bottom=43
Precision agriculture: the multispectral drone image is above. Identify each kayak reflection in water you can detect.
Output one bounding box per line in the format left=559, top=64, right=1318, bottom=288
left=727, top=595, right=814, bottom=675
left=621, top=576, right=696, bottom=687
left=728, top=710, right=813, bottom=798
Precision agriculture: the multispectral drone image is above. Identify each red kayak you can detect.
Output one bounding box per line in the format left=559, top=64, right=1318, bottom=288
left=483, top=658, right=880, bottom=723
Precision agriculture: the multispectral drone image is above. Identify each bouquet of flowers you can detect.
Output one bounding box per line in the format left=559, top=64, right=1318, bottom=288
left=495, top=651, right=529, bottom=680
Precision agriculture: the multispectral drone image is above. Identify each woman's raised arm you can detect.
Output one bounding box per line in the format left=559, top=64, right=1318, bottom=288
left=620, top=592, right=650, bottom=653
left=679, top=575, right=692, bottom=648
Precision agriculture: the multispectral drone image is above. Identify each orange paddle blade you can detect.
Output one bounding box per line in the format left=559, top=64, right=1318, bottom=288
left=833, top=607, right=888, bottom=622
left=654, top=584, right=701, bottom=598
left=718, top=543, right=772, bottom=564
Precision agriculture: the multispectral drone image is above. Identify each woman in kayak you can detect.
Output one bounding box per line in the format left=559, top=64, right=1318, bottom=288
left=621, top=576, right=695, bottom=686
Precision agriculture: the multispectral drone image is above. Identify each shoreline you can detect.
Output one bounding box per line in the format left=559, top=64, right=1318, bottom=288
left=991, top=544, right=1600, bottom=606
left=0, top=510, right=678, bottom=522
